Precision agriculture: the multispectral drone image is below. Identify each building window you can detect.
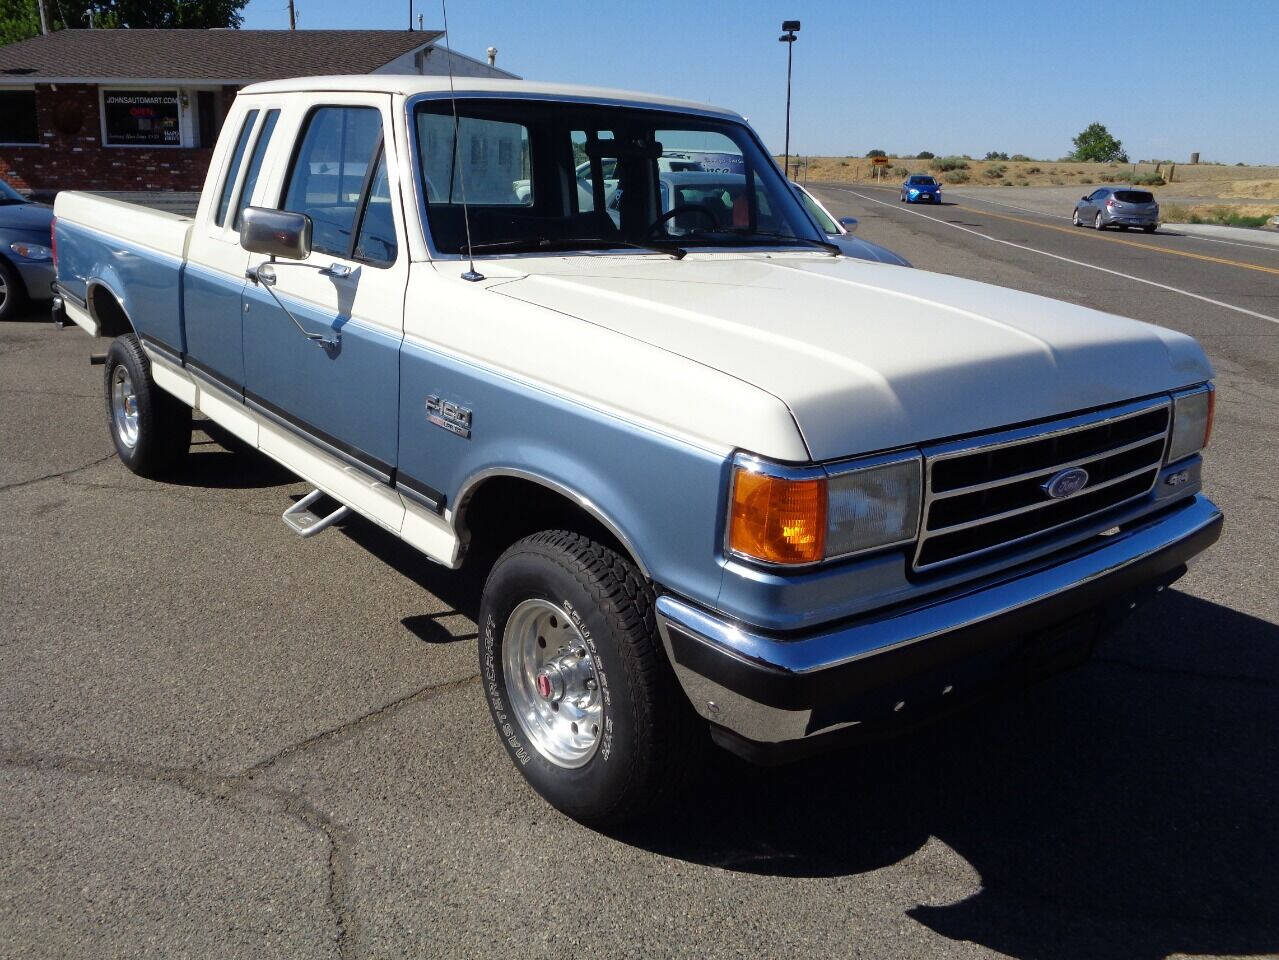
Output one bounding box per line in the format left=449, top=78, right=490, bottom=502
left=101, top=90, right=181, bottom=147
left=0, top=89, right=38, bottom=145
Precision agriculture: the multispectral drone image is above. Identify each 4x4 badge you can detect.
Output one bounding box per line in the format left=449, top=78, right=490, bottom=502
left=426, top=395, right=472, bottom=439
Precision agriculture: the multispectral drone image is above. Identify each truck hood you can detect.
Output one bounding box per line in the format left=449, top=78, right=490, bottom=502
left=493, top=254, right=1211, bottom=461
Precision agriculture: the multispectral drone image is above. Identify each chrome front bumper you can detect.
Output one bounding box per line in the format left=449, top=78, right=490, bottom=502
left=656, top=494, right=1222, bottom=760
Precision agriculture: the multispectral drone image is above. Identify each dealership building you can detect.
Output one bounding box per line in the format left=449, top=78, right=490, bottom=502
left=0, top=29, right=516, bottom=197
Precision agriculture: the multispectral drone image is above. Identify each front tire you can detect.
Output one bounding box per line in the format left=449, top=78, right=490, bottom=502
left=104, top=333, right=191, bottom=478
left=478, top=530, right=696, bottom=825
left=1072, top=208, right=1082, bottom=226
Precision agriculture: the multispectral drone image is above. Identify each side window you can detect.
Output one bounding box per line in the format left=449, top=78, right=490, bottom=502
left=232, top=109, right=280, bottom=230
left=281, top=106, right=384, bottom=259
left=214, top=109, right=258, bottom=227
left=352, top=149, right=398, bottom=265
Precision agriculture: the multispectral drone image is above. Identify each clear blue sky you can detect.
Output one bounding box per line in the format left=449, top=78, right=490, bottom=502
left=242, top=0, right=1279, bottom=164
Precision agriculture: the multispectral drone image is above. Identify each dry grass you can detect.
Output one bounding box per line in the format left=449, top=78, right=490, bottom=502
left=1159, top=203, right=1279, bottom=227
left=783, top=156, right=1279, bottom=200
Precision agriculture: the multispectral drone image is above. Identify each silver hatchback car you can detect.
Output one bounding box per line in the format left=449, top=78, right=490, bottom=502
left=1073, top=187, right=1159, bottom=232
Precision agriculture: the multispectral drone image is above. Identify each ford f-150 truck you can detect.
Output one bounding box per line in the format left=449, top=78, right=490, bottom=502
left=52, top=77, right=1222, bottom=825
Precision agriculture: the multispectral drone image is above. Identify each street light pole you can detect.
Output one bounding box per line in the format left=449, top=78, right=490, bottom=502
left=779, top=20, right=800, bottom=178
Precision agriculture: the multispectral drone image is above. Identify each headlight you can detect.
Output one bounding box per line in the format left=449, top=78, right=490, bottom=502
left=1167, top=384, right=1214, bottom=463
left=727, top=452, right=922, bottom=565
left=9, top=241, right=52, bottom=261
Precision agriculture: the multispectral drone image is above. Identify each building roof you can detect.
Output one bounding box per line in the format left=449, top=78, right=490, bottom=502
left=0, top=29, right=447, bottom=84
left=241, top=76, right=740, bottom=120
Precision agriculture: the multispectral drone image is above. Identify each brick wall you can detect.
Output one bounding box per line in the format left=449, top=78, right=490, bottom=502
left=1, top=84, right=228, bottom=196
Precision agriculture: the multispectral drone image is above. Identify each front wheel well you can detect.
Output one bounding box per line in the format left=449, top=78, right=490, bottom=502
left=88, top=284, right=133, bottom=338
left=457, top=475, right=643, bottom=576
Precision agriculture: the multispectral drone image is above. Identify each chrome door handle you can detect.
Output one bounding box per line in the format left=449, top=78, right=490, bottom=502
left=320, top=262, right=352, bottom=278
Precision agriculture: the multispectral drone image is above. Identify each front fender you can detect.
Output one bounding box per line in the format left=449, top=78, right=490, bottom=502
left=397, top=338, right=734, bottom=613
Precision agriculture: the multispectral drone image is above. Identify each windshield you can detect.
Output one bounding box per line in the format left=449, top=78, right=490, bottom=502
left=412, top=98, right=822, bottom=255
left=908, top=176, right=936, bottom=185
left=0, top=178, right=26, bottom=204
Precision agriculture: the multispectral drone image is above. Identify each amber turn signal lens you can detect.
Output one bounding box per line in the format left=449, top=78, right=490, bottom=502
left=728, top=468, right=826, bottom=564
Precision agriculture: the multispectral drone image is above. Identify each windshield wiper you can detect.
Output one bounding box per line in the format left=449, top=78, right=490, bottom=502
left=465, top=236, right=686, bottom=259
left=699, top=230, right=841, bottom=256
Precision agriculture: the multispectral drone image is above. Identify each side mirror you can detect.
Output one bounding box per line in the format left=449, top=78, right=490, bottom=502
left=240, top=206, right=312, bottom=261
left=1081, top=195, right=1090, bottom=201
left=839, top=216, right=859, bottom=233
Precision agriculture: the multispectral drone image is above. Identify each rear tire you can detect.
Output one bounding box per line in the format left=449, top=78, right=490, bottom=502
left=1093, top=212, right=1104, bottom=230
left=1143, top=225, right=1157, bottom=233
left=1119, top=225, right=1130, bottom=231
left=478, top=530, right=698, bottom=826
left=0, top=258, right=24, bottom=322
left=104, top=333, right=191, bottom=478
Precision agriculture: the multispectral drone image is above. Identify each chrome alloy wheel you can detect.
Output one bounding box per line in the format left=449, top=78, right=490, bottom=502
left=110, top=364, right=140, bottom=448
left=503, top=598, right=604, bottom=768
left=0, top=271, right=8, bottom=312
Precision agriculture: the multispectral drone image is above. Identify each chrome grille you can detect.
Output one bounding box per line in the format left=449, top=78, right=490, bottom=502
left=915, top=398, right=1171, bottom=571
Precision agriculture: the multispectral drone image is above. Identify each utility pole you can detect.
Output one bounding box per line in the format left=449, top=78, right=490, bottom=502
left=37, top=0, right=50, bottom=34
left=778, top=20, right=800, bottom=179
left=287, top=0, right=297, bottom=29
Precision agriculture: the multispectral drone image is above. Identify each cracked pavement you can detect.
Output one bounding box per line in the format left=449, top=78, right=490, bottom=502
left=3, top=225, right=1278, bottom=960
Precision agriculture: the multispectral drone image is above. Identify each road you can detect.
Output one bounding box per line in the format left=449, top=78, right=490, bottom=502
left=2, top=187, right=1277, bottom=959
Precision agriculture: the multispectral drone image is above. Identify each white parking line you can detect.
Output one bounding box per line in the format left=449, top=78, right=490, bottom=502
left=838, top=188, right=1279, bottom=328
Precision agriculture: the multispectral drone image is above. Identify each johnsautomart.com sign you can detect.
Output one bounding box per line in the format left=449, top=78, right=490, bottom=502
left=102, top=91, right=181, bottom=146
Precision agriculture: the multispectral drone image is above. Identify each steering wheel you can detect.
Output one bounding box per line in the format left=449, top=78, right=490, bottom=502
left=645, top=204, right=719, bottom=238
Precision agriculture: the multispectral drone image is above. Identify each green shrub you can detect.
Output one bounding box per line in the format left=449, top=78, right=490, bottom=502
left=1016, top=179, right=1030, bottom=186
left=1128, top=172, right=1165, bottom=186
left=1099, top=174, right=1117, bottom=182
left=932, top=156, right=969, bottom=172
left=943, top=170, right=970, bottom=184
left=1026, top=166, right=1042, bottom=174
left=839, top=160, right=849, bottom=167
left=1079, top=177, right=1094, bottom=184
left=1010, top=154, right=1032, bottom=162
left=983, top=164, right=1007, bottom=179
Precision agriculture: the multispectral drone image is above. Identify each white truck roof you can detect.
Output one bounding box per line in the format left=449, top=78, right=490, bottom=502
left=238, top=75, right=743, bottom=121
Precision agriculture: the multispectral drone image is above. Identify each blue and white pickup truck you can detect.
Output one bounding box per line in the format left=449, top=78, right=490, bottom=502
left=52, top=76, right=1221, bottom=825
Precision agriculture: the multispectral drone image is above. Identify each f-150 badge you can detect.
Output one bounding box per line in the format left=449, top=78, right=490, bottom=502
left=426, top=395, right=472, bottom=439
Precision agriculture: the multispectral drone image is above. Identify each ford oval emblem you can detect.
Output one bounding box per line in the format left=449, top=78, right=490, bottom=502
left=1042, top=467, right=1090, bottom=500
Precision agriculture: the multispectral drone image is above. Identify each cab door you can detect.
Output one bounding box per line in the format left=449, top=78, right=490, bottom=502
left=183, top=105, right=276, bottom=391
left=242, top=96, right=408, bottom=487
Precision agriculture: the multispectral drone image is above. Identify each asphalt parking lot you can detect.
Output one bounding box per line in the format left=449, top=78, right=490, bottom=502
left=3, top=188, right=1278, bottom=959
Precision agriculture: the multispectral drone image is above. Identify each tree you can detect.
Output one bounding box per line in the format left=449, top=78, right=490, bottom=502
left=984, top=151, right=1009, bottom=161
left=865, top=149, right=886, bottom=158
left=1070, top=122, right=1128, bottom=163
left=1, top=0, right=246, bottom=44
left=915, top=151, right=934, bottom=159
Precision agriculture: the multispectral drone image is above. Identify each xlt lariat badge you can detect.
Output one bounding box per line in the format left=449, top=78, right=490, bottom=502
left=426, top=395, right=472, bottom=438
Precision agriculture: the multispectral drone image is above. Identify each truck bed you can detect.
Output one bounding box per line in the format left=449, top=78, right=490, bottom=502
left=53, top=192, right=193, bottom=351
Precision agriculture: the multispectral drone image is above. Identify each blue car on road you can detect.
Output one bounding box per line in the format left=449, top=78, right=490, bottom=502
left=900, top=174, right=941, bottom=204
